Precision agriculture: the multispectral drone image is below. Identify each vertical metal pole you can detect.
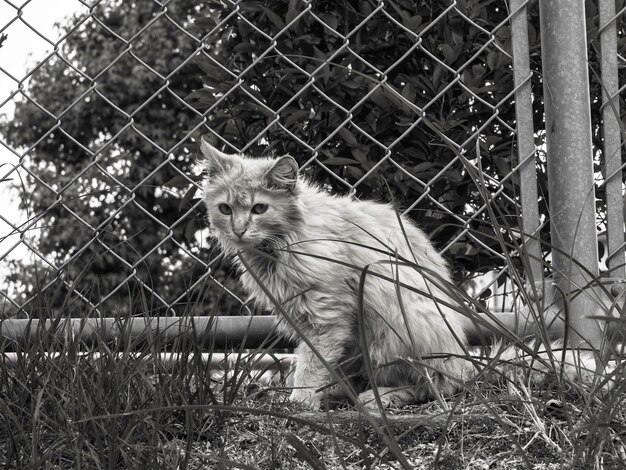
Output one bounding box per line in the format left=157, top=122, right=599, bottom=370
left=599, top=1, right=625, bottom=280
left=509, top=0, right=543, bottom=290
left=539, top=0, right=601, bottom=348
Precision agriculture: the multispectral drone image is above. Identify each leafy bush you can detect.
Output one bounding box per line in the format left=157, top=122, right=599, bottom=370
left=2, top=0, right=625, bottom=317
left=190, top=0, right=533, bottom=278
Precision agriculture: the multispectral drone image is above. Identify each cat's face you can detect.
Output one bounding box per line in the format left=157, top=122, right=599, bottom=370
left=200, top=138, right=303, bottom=252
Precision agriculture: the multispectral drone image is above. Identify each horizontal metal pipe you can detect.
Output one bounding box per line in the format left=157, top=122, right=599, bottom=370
left=0, top=313, right=566, bottom=350
left=0, top=350, right=295, bottom=370
left=0, top=316, right=286, bottom=349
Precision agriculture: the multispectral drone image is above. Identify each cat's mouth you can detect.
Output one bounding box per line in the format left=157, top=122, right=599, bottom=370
left=226, top=233, right=259, bottom=248
left=225, top=233, right=280, bottom=255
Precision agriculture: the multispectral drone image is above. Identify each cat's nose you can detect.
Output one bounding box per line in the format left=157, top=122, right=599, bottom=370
left=233, top=229, right=246, bottom=239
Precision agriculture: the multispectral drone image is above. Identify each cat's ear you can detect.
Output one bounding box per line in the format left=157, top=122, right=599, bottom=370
left=265, top=156, right=299, bottom=191
left=200, top=136, right=235, bottom=177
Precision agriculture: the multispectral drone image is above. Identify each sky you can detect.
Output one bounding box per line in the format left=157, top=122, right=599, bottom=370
left=0, top=0, right=83, bottom=281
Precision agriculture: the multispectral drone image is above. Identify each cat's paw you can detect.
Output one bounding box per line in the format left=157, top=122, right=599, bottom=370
left=357, top=390, right=393, bottom=410
left=289, top=389, right=322, bottom=410
left=357, top=388, right=415, bottom=410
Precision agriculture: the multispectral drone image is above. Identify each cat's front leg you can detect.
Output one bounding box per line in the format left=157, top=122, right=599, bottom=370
left=289, top=329, right=348, bottom=409
left=289, top=342, right=328, bottom=409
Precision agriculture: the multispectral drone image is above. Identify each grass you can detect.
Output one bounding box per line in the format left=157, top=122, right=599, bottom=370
left=3, top=206, right=626, bottom=469
left=1, top=288, right=625, bottom=469
left=2, top=135, right=625, bottom=468
left=2, top=205, right=626, bottom=469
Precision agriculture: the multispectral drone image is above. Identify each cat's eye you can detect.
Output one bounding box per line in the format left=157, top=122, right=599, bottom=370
left=218, top=203, right=232, bottom=215
left=251, top=203, right=268, bottom=215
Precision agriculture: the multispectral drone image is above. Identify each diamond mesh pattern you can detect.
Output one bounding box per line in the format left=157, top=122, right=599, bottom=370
left=0, top=0, right=623, bottom=320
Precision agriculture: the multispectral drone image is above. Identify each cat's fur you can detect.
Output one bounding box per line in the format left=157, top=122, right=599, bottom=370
left=200, top=138, right=605, bottom=409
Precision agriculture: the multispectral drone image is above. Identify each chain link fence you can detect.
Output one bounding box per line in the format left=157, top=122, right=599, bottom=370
left=0, top=1, right=624, bottom=328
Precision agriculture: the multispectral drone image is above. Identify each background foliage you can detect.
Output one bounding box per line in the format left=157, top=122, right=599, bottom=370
left=1, top=0, right=227, bottom=316
left=192, top=0, right=532, bottom=270
left=2, top=0, right=625, bottom=317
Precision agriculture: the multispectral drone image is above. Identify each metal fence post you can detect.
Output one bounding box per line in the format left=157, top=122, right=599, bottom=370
left=599, top=0, right=625, bottom=281
left=538, top=0, right=601, bottom=348
left=509, top=0, right=543, bottom=290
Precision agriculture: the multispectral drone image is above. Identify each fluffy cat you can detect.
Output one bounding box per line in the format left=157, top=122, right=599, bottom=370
left=199, top=138, right=604, bottom=409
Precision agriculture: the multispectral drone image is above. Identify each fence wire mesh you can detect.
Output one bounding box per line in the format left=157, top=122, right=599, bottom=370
left=0, top=0, right=624, bottom=320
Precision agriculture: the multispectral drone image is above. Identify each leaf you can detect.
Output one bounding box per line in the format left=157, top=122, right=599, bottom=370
left=234, top=42, right=262, bottom=54
left=340, top=80, right=362, bottom=90
left=185, top=88, right=217, bottom=107
left=369, top=84, right=399, bottom=112
left=192, top=56, right=231, bottom=82
left=486, top=50, right=498, bottom=71
left=260, top=6, right=286, bottom=31
left=323, top=157, right=359, bottom=166
left=472, top=64, right=486, bottom=79
left=184, top=217, right=200, bottom=242
left=337, top=126, right=358, bottom=145
left=403, top=15, right=422, bottom=33
left=179, top=185, right=200, bottom=212
left=347, top=165, right=365, bottom=179
left=401, top=82, right=416, bottom=103
left=494, top=155, right=511, bottom=177
left=165, top=174, right=195, bottom=188
left=433, top=63, right=445, bottom=87
left=412, top=161, right=438, bottom=174
left=440, top=44, right=456, bottom=63
left=286, top=0, right=301, bottom=24
left=194, top=16, right=218, bottom=30
left=351, top=146, right=370, bottom=163
left=283, top=109, right=309, bottom=128
left=319, top=13, right=338, bottom=31
left=359, top=1, right=372, bottom=15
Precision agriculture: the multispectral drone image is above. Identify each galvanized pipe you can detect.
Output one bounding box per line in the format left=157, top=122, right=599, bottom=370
left=0, top=350, right=295, bottom=372
left=0, top=316, right=286, bottom=349
left=538, top=0, right=601, bottom=348
left=0, top=314, right=565, bottom=349
left=599, top=0, right=625, bottom=280
left=509, top=0, right=543, bottom=290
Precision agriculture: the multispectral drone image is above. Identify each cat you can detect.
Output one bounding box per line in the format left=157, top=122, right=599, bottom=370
left=199, top=137, right=605, bottom=409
